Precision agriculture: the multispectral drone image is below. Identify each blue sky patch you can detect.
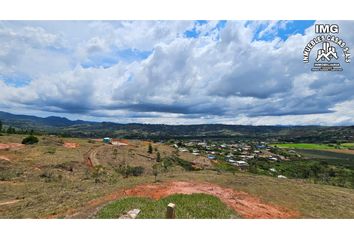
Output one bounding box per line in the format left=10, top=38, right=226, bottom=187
left=2, top=74, right=31, bottom=87
left=253, top=20, right=315, bottom=41
left=184, top=20, right=227, bottom=39
left=81, top=48, right=152, bottom=68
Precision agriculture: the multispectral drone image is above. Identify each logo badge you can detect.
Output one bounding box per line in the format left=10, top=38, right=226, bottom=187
left=303, top=24, right=351, bottom=72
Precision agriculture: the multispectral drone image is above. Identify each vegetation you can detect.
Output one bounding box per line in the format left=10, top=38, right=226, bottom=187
left=249, top=159, right=354, bottom=188
left=156, top=151, right=161, bottom=162
left=214, top=161, right=237, bottom=174
left=97, top=194, right=238, bottom=219
left=148, top=143, right=153, bottom=154
left=2, top=110, right=354, bottom=142
left=6, top=127, right=16, bottom=134
left=117, top=165, right=145, bottom=178
left=21, top=135, right=39, bottom=145
left=165, top=156, right=196, bottom=171
left=152, top=164, right=159, bottom=182
left=2, top=129, right=354, bottom=219
left=296, top=149, right=354, bottom=169
left=273, top=143, right=342, bottom=150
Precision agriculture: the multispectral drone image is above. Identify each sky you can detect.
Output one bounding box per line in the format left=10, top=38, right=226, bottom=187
left=0, top=20, right=353, bottom=125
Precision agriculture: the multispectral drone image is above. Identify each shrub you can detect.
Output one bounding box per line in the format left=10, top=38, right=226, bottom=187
left=116, top=165, right=145, bottom=177
left=126, top=166, right=144, bottom=176
left=152, top=164, right=159, bottom=182
left=148, top=143, right=153, bottom=154
left=22, top=135, right=39, bottom=145
left=156, top=151, right=161, bottom=162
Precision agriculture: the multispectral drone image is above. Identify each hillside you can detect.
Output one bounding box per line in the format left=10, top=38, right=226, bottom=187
left=1, top=134, right=354, bottom=219
left=1, top=111, right=354, bottom=142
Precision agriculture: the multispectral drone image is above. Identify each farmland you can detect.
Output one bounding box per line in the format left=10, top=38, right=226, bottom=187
left=272, top=143, right=354, bottom=150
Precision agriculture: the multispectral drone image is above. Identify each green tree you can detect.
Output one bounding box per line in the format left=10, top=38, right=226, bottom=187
left=7, top=127, right=15, bottom=134
left=148, top=143, right=153, bottom=154
left=22, top=135, right=39, bottom=145
left=0, top=120, right=2, bottom=132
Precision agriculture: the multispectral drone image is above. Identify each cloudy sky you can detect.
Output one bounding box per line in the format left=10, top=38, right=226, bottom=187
left=0, top=20, right=353, bottom=125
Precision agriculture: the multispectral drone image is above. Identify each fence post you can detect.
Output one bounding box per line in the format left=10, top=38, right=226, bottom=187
left=166, top=203, right=176, bottom=219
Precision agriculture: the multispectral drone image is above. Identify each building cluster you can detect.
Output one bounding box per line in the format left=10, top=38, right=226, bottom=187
left=172, top=140, right=290, bottom=170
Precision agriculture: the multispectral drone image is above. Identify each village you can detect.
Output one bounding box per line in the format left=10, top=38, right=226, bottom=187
left=169, top=139, right=299, bottom=176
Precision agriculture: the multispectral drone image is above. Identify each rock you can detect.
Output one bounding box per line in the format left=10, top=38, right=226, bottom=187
left=119, top=209, right=141, bottom=219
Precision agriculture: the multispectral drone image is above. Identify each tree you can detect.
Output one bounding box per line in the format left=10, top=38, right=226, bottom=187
left=156, top=151, right=161, bottom=162
left=152, top=164, right=159, bottom=182
left=7, top=127, right=15, bottom=134
left=148, top=143, right=153, bottom=154
left=0, top=120, right=2, bottom=132
left=22, top=135, right=39, bottom=145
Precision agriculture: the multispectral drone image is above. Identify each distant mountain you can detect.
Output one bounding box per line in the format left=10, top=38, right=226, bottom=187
left=0, top=110, right=353, bottom=142
left=0, top=111, right=93, bottom=129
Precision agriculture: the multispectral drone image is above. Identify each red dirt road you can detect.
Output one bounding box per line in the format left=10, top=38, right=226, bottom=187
left=57, top=181, right=299, bottom=219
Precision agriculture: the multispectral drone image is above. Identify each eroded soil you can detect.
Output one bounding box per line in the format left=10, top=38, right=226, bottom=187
left=53, top=181, right=300, bottom=219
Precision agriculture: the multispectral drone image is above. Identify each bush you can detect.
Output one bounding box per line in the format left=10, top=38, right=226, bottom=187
left=22, top=135, right=39, bottom=145
left=156, top=151, right=161, bottom=162
left=116, top=165, right=145, bottom=177
left=148, top=143, right=153, bottom=154
left=126, top=166, right=145, bottom=176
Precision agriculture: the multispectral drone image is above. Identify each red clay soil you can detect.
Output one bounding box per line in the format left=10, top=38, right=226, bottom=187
left=52, top=181, right=300, bottom=219
left=0, top=143, right=24, bottom=150
left=63, top=142, right=80, bottom=148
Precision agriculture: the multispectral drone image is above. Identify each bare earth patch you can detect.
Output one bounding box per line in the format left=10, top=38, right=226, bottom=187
left=0, top=143, right=24, bottom=150
left=63, top=142, right=80, bottom=148
left=0, top=155, right=11, bottom=162
left=52, top=181, right=299, bottom=219
left=0, top=200, right=21, bottom=206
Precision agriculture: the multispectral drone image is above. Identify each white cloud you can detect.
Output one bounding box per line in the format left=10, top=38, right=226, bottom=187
left=0, top=20, right=353, bottom=125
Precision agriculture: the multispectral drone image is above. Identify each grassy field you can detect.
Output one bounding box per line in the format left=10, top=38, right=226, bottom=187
left=296, top=149, right=354, bottom=168
left=273, top=143, right=337, bottom=150
left=273, top=143, right=354, bottom=150
left=97, top=194, right=238, bottom=219
left=2, top=134, right=354, bottom=218
left=342, top=143, right=354, bottom=147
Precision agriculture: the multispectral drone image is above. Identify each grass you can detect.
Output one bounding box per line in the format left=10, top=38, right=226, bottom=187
left=97, top=193, right=238, bottom=219
left=296, top=149, right=354, bottom=168
left=165, top=171, right=354, bottom=218
left=272, top=143, right=337, bottom=150
left=273, top=143, right=354, bottom=150
left=342, top=143, right=354, bottom=148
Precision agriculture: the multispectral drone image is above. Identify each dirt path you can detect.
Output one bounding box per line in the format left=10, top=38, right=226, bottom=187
left=0, top=155, right=11, bottom=162
left=83, top=146, right=105, bottom=167
left=0, top=199, right=20, bottom=206
left=0, top=143, right=24, bottom=150
left=53, top=181, right=299, bottom=219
